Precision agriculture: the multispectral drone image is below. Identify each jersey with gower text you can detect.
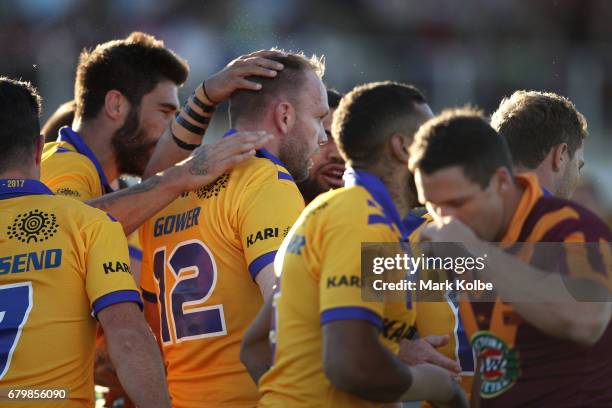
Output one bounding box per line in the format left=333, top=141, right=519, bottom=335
left=139, top=143, right=304, bottom=408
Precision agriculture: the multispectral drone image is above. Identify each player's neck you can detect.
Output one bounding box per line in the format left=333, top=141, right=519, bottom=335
left=355, top=162, right=415, bottom=218
left=524, top=164, right=556, bottom=196
left=497, top=180, right=525, bottom=241
left=383, top=172, right=414, bottom=219
left=0, top=167, right=38, bottom=181
left=72, top=117, right=120, bottom=182
left=233, top=122, right=281, bottom=158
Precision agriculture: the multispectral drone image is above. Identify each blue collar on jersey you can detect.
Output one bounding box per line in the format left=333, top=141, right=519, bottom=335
left=403, top=213, right=427, bottom=236
left=57, top=126, right=113, bottom=193
left=223, top=128, right=287, bottom=166
left=344, top=168, right=409, bottom=240
left=542, top=187, right=552, bottom=197
left=0, top=179, right=54, bottom=200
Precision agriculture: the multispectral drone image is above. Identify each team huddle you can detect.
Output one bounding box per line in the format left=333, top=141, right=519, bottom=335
left=0, top=32, right=611, bottom=408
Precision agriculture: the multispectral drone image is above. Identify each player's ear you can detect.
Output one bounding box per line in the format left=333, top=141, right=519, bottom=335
left=273, top=101, right=295, bottom=136
left=389, top=133, right=410, bottom=164
left=104, top=90, right=129, bottom=122
left=495, top=166, right=513, bottom=193
left=551, top=143, right=568, bottom=173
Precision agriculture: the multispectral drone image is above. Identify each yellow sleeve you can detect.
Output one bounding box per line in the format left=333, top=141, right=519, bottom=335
left=239, top=181, right=304, bottom=279
left=83, top=213, right=142, bottom=316
left=41, top=151, right=102, bottom=201
left=318, top=214, right=389, bottom=330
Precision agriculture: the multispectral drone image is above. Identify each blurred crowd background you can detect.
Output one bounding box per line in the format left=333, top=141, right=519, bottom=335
left=1, top=0, right=610, bottom=223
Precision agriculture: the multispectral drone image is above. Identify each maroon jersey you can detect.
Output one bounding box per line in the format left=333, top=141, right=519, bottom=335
left=461, top=174, right=612, bottom=407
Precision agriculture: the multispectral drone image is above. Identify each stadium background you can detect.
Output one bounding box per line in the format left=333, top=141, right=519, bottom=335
left=1, top=0, right=611, bottom=202
left=0, top=1, right=611, bottom=406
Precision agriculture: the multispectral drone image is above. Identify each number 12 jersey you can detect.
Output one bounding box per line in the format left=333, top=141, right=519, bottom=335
left=139, top=147, right=304, bottom=408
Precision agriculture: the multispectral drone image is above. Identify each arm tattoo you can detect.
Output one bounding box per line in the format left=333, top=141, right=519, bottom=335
left=189, top=146, right=210, bottom=176
left=86, top=175, right=162, bottom=211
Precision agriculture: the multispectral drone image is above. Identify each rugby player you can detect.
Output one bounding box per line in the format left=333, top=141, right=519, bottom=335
left=255, top=81, right=467, bottom=408
left=139, top=50, right=328, bottom=407
left=41, top=32, right=281, bottom=234
left=296, top=88, right=345, bottom=203
left=491, top=90, right=587, bottom=198
left=410, top=107, right=612, bottom=407
left=39, top=32, right=276, bottom=405
left=0, top=77, right=170, bottom=408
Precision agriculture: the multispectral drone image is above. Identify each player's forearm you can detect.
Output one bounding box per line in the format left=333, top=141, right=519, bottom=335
left=325, top=343, right=413, bottom=402
left=241, top=295, right=274, bottom=383
left=106, top=324, right=171, bottom=408
left=467, top=242, right=611, bottom=344
left=514, top=300, right=609, bottom=345
left=240, top=338, right=272, bottom=384
left=144, top=84, right=215, bottom=178
left=143, top=127, right=197, bottom=178
left=86, top=174, right=182, bottom=235
left=400, top=364, right=467, bottom=407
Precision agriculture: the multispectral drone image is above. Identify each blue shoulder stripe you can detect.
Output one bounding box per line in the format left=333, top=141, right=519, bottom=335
left=320, top=306, right=383, bottom=330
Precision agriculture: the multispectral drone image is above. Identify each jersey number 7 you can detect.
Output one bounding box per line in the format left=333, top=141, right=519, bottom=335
left=0, top=282, right=33, bottom=380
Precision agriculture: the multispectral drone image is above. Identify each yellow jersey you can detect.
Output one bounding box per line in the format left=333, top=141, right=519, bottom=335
left=41, top=127, right=141, bottom=275
left=41, top=127, right=112, bottom=200
left=139, top=133, right=305, bottom=408
left=0, top=179, right=141, bottom=408
left=405, top=212, right=474, bottom=405
left=259, top=169, right=417, bottom=408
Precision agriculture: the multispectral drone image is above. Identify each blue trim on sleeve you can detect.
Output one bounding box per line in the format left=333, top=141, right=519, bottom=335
left=141, top=288, right=158, bottom=303
left=128, top=245, right=143, bottom=261
left=248, top=250, right=276, bottom=279
left=320, top=307, right=383, bottom=330
left=56, top=147, right=71, bottom=153
left=92, top=290, right=143, bottom=317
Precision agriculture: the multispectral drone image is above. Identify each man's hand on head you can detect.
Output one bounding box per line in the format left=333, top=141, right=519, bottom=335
left=204, top=50, right=287, bottom=104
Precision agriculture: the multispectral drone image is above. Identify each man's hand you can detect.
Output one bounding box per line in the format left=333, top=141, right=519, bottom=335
left=204, top=50, right=286, bottom=103
left=94, top=345, right=121, bottom=388
left=165, top=130, right=272, bottom=193
left=98, top=302, right=171, bottom=408
left=421, top=216, right=479, bottom=244
left=398, top=336, right=461, bottom=382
